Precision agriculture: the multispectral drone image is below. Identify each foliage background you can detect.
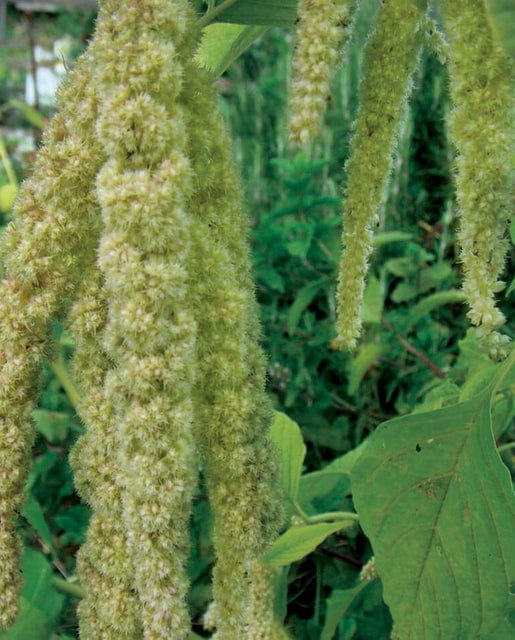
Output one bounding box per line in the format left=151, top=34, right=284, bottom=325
left=0, top=1, right=513, bottom=638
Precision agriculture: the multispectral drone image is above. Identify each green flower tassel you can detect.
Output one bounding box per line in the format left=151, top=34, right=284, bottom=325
left=440, top=0, right=514, bottom=359
left=334, top=0, right=426, bottom=350
left=0, top=53, right=102, bottom=628
left=181, top=62, right=283, bottom=639
left=69, top=272, right=141, bottom=639
left=93, top=2, right=197, bottom=637
left=289, top=0, right=355, bottom=146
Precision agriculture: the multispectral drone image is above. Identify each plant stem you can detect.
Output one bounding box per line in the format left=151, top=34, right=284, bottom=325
left=319, top=546, right=363, bottom=567
left=51, top=576, right=85, bottom=599
left=498, top=441, right=515, bottom=454
left=51, top=360, right=80, bottom=409
left=306, top=511, right=359, bottom=525
left=381, top=317, right=445, bottom=378
left=293, top=500, right=359, bottom=525
left=197, top=0, right=240, bottom=30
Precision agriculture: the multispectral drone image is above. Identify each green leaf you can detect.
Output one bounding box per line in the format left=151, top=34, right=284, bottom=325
left=255, top=263, right=285, bottom=292
left=484, top=0, right=515, bottom=58
left=391, top=282, right=417, bottom=303
left=320, top=581, right=370, bottom=640
left=22, top=496, right=57, bottom=554
left=351, top=352, right=515, bottom=640
left=285, top=225, right=315, bottom=258
left=196, top=23, right=268, bottom=76
left=32, top=409, right=70, bottom=444
left=0, top=549, right=64, bottom=640
left=384, top=257, right=418, bottom=278
left=262, top=520, right=356, bottom=567
left=324, top=439, right=369, bottom=476
left=0, top=183, right=17, bottom=212
left=362, top=275, right=384, bottom=324
left=52, top=505, right=90, bottom=545
left=372, top=231, right=413, bottom=247
left=213, top=0, right=298, bottom=28
left=298, top=470, right=350, bottom=513
left=408, top=289, right=466, bottom=327
left=347, top=343, right=384, bottom=395
left=286, top=279, right=326, bottom=335
left=8, top=99, right=45, bottom=128
left=269, top=411, right=306, bottom=502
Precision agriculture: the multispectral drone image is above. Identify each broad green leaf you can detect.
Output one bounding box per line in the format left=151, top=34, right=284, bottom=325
left=270, top=411, right=306, bottom=501
left=8, top=99, right=45, bottom=128
left=0, top=183, right=17, bottom=212
left=320, top=581, right=370, bottom=640
left=362, top=275, right=383, bottom=324
left=22, top=496, right=57, bottom=554
left=351, top=352, right=515, bottom=640
left=213, top=0, right=298, bottom=28
left=196, top=23, right=268, bottom=76
left=0, top=549, right=64, bottom=640
left=286, top=278, right=326, bottom=335
left=262, top=520, right=356, bottom=567
left=484, top=0, right=515, bottom=58
left=408, top=289, right=466, bottom=327
left=347, top=343, right=384, bottom=395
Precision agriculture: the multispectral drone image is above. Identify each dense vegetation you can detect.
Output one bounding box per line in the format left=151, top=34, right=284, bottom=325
left=0, top=1, right=513, bottom=639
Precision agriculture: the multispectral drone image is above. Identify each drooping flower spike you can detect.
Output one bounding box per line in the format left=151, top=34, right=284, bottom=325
left=0, top=51, right=103, bottom=628
left=181, top=61, right=284, bottom=638
left=93, top=1, right=198, bottom=637
left=69, top=270, right=141, bottom=639
left=289, top=0, right=356, bottom=147
left=334, top=0, right=426, bottom=350
left=440, top=0, right=514, bottom=360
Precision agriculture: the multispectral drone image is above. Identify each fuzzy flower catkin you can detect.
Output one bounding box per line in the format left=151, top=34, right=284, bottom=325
left=93, top=2, right=197, bottom=637
left=334, top=0, right=426, bottom=350
left=440, top=0, right=514, bottom=360
left=289, top=0, right=355, bottom=146
left=0, top=53, right=102, bottom=627
left=181, top=62, right=283, bottom=638
left=68, top=271, right=141, bottom=640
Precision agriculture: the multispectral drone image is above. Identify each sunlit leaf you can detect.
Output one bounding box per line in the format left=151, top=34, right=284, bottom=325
left=8, top=99, right=45, bottom=128
left=196, top=23, right=268, bottom=76
left=270, top=411, right=306, bottom=502
left=262, top=520, right=356, bottom=567
left=0, top=183, right=17, bottom=213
